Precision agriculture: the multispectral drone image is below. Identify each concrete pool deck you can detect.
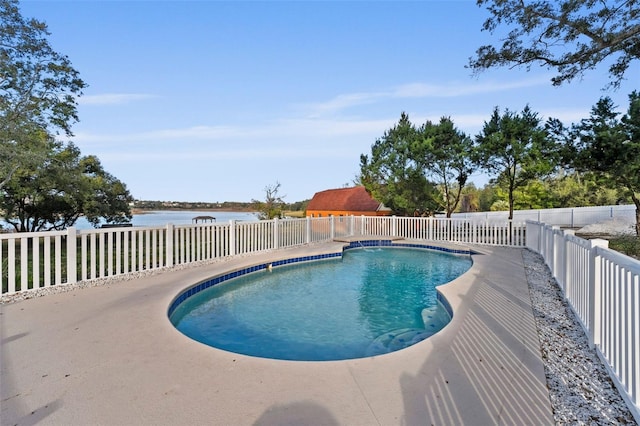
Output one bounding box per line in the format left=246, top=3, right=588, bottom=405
left=1, top=242, right=554, bottom=425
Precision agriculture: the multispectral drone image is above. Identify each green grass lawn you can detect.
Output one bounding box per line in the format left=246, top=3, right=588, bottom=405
left=608, top=235, right=640, bottom=260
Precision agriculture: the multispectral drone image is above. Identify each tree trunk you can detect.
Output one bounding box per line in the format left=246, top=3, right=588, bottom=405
left=508, top=189, right=514, bottom=221
left=633, top=197, right=640, bottom=237
left=632, top=193, right=640, bottom=237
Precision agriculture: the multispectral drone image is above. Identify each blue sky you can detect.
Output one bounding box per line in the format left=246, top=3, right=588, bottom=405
left=19, top=0, right=639, bottom=203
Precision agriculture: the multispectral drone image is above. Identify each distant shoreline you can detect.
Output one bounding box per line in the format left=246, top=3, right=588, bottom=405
left=131, top=208, right=256, bottom=215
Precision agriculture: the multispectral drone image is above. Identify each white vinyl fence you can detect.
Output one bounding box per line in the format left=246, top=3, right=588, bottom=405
left=527, top=221, right=640, bottom=421
left=1, top=215, right=525, bottom=295
left=449, top=204, right=636, bottom=228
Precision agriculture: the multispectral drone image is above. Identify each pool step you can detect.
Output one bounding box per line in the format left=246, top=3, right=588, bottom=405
left=365, top=328, right=434, bottom=356
left=421, top=306, right=450, bottom=330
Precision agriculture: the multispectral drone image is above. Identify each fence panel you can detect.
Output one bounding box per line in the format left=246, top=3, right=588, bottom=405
left=278, top=218, right=308, bottom=248
left=450, top=204, right=636, bottom=228
left=594, top=247, right=640, bottom=416
left=357, top=216, right=390, bottom=237
left=394, top=217, right=426, bottom=240
left=529, top=221, right=640, bottom=420
left=563, top=234, right=593, bottom=331
left=1, top=230, right=70, bottom=293
left=332, top=216, right=352, bottom=239
left=309, top=217, right=332, bottom=242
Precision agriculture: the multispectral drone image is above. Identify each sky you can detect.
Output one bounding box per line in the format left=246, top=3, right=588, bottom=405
left=18, top=0, right=640, bottom=203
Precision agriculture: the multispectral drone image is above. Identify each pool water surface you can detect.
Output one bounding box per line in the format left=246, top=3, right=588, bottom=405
left=170, top=247, right=472, bottom=361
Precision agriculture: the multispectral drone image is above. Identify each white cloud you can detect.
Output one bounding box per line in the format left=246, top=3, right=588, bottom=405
left=304, top=92, right=386, bottom=117
left=73, top=125, right=248, bottom=143
left=144, top=125, right=250, bottom=140
left=303, top=75, right=551, bottom=116
left=271, top=117, right=393, bottom=137
left=73, top=117, right=393, bottom=145
left=79, top=93, right=158, bottom=105
left=391, top=76, right=550, bottom=98
left=97, top=146, right=355, bottom=162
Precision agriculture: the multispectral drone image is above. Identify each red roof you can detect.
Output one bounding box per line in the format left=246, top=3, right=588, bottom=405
left=307, top=187, right=383, bottom=212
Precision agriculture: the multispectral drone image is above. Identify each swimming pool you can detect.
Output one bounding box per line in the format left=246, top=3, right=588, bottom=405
left=169, top=242, right=472, bottom=361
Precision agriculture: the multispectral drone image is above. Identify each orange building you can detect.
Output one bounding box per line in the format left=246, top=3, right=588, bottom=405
left=306, top=186, right=392, bottom=217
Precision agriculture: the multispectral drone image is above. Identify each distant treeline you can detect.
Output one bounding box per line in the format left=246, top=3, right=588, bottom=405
left=133, top=199, right=309, bottom=212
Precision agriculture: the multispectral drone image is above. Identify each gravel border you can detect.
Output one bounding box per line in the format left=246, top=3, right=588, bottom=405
left=522, top=249, right=637, bottom=425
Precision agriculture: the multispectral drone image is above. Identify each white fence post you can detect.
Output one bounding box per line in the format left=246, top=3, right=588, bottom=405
left=472, top=221, right=477, bottom=244
left=525, top=221, right=538, bottom=252
left=165, top=223, right=174, bottom=267
left=349, top=215, right=355, bottom=237
left=562, top=229, right=575, bottom=294
left=588, top=238, right=609, bottom=348
left=306, top=216, right=311, bottom=244
left=552, top=226, right=562, bottom=280
left=7, top=239, right=15, bottom=293
left=229, top=220, right=236, bottom=256
left=273, top=218, right=280, bottom=250
left=20, top=236, right=28, bottom=291
left=330, top=216, right=335, bottom=239
left=571, top=209, right=575, bottom=228
left=66, top=227, right=77, bottom=284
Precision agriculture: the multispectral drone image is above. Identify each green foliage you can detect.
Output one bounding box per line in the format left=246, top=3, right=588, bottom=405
left=0, top=0, right=86, bottom=191
left=490, top=200, right=509, bottom=211
left=132, top=200, right=257, bottom=211
left=360, top=113, right=475, bottom=216
left=547, top=172, right=626, bottom=207
left=571, top=92, right=640, bottom=235
left=468, top=171, right=630, bottom=213
left=608, top=236, right=640, bottom=260
left=469, top=0, right=640, bottom=88
left=544, top=172, right=587, bottom=207
left=1, top=134, right=133, bottom=231
left=0, top=1, right=132, bottom=232
left=0, top=0, right=86, bottom=137
left=0, top=121, right=50, bottom=189
left=364, top=95, right=639, bottom=220
left=80, top=156, right=134, bottom=226
left=512, top=180, right=554, bottom=210
left=286, top=199, right=309, bottom=212
left=252, top=182, right=286, bottom=220
left=359, top=113, right=442, bottom=216
left=414, top=117, right=474, bottom=217
left=477, top=184, right=499, bottom=212
left=474, top=105, right=559, bottom=219
left=458, top=183, right=480, bottom=212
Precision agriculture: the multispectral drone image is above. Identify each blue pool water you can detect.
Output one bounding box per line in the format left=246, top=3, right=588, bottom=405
left=170, top=247, right=472, bottom=361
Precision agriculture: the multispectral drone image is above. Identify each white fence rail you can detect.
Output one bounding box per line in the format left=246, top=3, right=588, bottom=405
left=449, top=204, right=636, bottom=227
left=1, top=216, right=524, bottom=295
left=527, top=221, right=640, bottom=420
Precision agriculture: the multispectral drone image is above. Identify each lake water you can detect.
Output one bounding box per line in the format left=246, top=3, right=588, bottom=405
left=74, top=210, right=259, bottom=230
